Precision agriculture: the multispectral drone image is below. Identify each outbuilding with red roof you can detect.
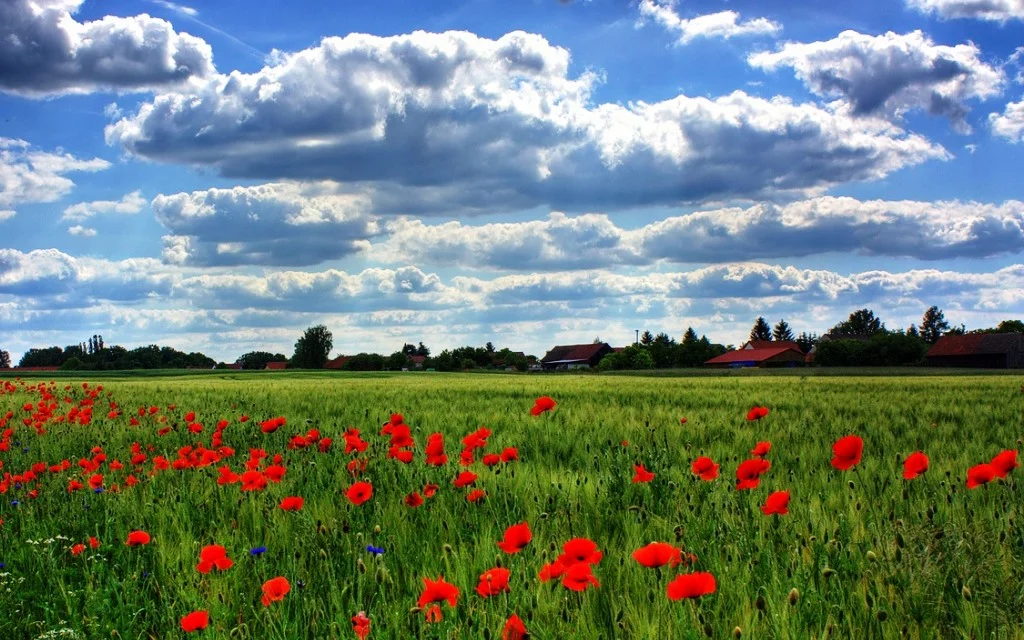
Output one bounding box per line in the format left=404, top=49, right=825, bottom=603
left=705, top=345, right=805, bottom=368
left=540, top=343, right=613, bottom=370
left=926, top=333, right=1023, bottom=369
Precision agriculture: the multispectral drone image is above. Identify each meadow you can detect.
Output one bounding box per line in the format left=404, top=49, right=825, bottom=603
left=0, top=370, right=1022, bottom=640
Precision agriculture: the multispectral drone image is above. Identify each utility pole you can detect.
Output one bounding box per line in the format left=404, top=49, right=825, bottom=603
left=635, top=329, right=639, bottom=345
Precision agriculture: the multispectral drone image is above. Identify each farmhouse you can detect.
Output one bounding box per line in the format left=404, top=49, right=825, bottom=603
left=705, top=344, right=805, bottom=368
left=926, top=333, right=1024, bottom=369
left=409, top=355, right=427, bottom=369
left=540, top=343, right=613, bottom=370
left=324, top=356, right=350, bottom=370
left=265, top=361, right=287, bottom=371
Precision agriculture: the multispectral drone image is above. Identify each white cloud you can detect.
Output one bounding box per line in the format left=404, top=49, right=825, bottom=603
left=151, top=182, right=381, bottom=266
left=0, top=0, right=215, bottom=97
left=749, top=30, right=1004, bottom=132
left=637, top=0, right=781, bottom=45
left=906, top=0, right=1024, bottom=22
left=0, top=138, right=110, bottom=213
left=0, top=210, right=14, bottom=222
left=106, top=30, right=948, bottom=212
left=151, top=0, right=199, bottom=17
left=373, top=197, right=1024, bottom=268
left=990, top=98, right=1024, bottom=141
left=62, top=190, right=147, bottom=221
left=67, top=225, right=97, bottom=237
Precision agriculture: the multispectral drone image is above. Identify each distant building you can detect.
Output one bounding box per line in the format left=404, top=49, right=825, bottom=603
left=927, top=333, right=1023, bottom=369
left=409, top=355, right=427, bottom=369
left=265, top=362, right=287, bottom=371
left=226, top=362, right=244, bottom=370
left=742, top=340, right=804, bottom=353
left=705, top=345, right=805, bottom=368
left=324, top=356, right=350, bottom=370
left=540, top=343, right=613, bottom=370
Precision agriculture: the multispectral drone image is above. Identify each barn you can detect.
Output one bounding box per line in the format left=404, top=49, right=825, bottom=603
left=926, top=333, right=1024, bottom=369
left=324, top=356, right=350, bottom=370
left=264, top=361, right=287, bottom=371
left=705, top=345, right=806, bottom=368
left=540, top=343, right=613, bottom=370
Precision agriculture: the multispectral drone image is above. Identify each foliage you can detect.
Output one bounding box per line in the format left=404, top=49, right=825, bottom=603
left=597, top=344, right=654, bottom=370
left=828, top=308, right=885, bottom=337
left=919, top=306, right=949, bottom=344
left=19, top=342, right=215, bottom=370
left=0, top=349, right=9, bottom=368
left=291, top=325, right=333, bottom=369
left=795, top=332, right=818, bottom=353
left=236, top=351, right=288, bottom=370
left=772, top=319, right=794, bottom=342
left=749, top=316, right=772, bottom=342
left=814, top=332, right=927, bottom=366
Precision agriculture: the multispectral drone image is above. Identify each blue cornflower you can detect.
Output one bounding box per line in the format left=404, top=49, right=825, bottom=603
left=21, top=448, right=29, bottom=454
left=0, top=562, right=5, bottom=569
left=93, top=487, right=104, bottom=494
left=10, top=500, right=19, bottom=507
left=366, top=545, right=385, bottom=556
left=250, top=546, right=267, bottom=557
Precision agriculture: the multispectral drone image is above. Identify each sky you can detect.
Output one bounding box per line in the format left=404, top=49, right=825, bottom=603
left=1, top=0, right=1023, bottom=362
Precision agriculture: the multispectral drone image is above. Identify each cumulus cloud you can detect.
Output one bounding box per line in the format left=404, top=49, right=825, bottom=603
left=0, top=210, right=14, bottom=222
left=0, top=138, right=110, bottom=213
left=990, top=98, right=1024, bottom=141
left=106, top=30, right=948, bottom=212
left=0, top=0, right=215, bottom=97
left=67, top=225, right=97, bottom=237
left=373, top=197, right=1024, bottom=268
left=62, top=190, right=146, bottom=221
left=906, top=0, right=1024, bottom=22
left=151, top=183, right=381, bottom=266
left=748, top=30, right=1004, bottom=131
left=637, top=0, right=781, bottom=45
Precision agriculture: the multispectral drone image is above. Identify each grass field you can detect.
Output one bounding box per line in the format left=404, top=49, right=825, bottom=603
left=1, top=371, right=1022, bottom=639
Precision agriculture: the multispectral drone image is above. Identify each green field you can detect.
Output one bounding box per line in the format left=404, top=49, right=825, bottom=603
left=1, top=371, right=1022, bottom=639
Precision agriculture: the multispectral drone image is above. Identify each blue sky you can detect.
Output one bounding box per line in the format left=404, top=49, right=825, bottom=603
left=1, top=0, right=1022, bottom=362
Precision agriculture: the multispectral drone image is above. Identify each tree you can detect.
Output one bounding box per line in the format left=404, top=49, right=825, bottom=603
left=291, top=324, right=333, bottom=369
left=772, top=319, right=794, bottom=342
left=0, top=349, right=9, bottom=368
left=997, top=319, right=1024, bottom=333
left=829, top=309, right=884, bottom=337
left=592, top=336, right=603, bottom=344
left=682, top=327, right=699, bottom=345
left=640, top=330, right=654, bottom=345
left=918, top=306, right=949, bottom=344
left=237, top=351, right=287, bottom=370
left=946, top=323, right=966, bottom=336
left=416, top=342, right=430, bottom=357
left=385, top=351, right=408, bottom=370
left=749, top=317, right=772, bottom=342
left=906, top=324, right=920, bottom=338
left=401, top=343, right=417, bottom=356
left=485, top=341, right=495, bottom=354
left=795, top=332, right=818, bottom=353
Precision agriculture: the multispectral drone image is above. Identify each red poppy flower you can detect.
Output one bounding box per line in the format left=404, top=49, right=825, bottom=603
left=482, top=453, right=501, bottom=466
left=990, top=450, right=1019, bottom=478
left=561, top=563, right=600, bottom=591
left=459, top=449, right=475, bottom=467
left=417, top=575, right=460, bottom=611
left=751, top=441, right=771, bottom=457
left=680, top=417, right=688, bottom=425
left=261, top=576, right=290, bottom=606
left=666, top=572, right=717, bottom=600
left=71, top=543, right=85, bottom=556
left=89, top=536, right=100, bottom=549
left=500, top=447, right=519, bottom=462
left=425, top=433, right=448, bottom=466
left=558, top=538, right=603, bottom=567
left=475, top=567, right=511, bottom=597
left=538, top=559, right=567, bottom=582
left=503, top=613, right=528, bottom=640
left=260, top=417, right=286, bottom=434
left=497, top=522, right=532, bottom=554
left=530, top=396, right=557, bottom=416
left=197, top=544, right=233, bottom=573
left=264, top=465, right=286, bottom=483
left=185, top=411, right=196, bottom=422
left=632, top=464, right=655, bottom=484
left=346, top=481, right=373, bottom=506
left=761, top=490, right=790, bottom=515
left=831, top=435, right=864, bottom=471
left=966, top=463, right=997, bottom=489
left=691, top=456, right=719, bottom=481
left=388, top=447, right=414, bottom=464
left=352, top=611, right=370, bottom=640
left=736, top=458, right=771, bottom=490
left=423, top=483, right=439, bottom=498
left=240, top=470, right=267, bottom=492
left=632, top=542, right=682, bottom=568
left=903, top=451, right=929, bottom=480
left=180, top=610, right=209, bottom=633
left=347, top=458, right=367, bottom=476
left=746, top=406, right=769, bottom=421
left=467, top=489, right=487, bottom=502
left=279, top=496, right=304, bottom=512
left=126, top=530, right=151, bottom=546
left=453, top=471, right=477, bottom=488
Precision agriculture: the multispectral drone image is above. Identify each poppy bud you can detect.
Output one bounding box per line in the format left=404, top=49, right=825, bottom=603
left=895, top=548, right=903, bottom=562
left=755, top=595, right=766, bottom=611
left=539, top=512, right=549, bottom=520
left=876, top=611, right=888, bottom=622
left=357, top=558, right=366, bottom=574
left=319, top=549, right=327, bottom=559
left=733, top=627, right=742, bottom=638
left=704, top=623, right=713, bottom=637
left=375, top=567, right=388, bottom=584
left=788, top=588, right=799, bottom=605
left=962, top=585, right=972, bottom=601
left=822, top=567, right=836, bottom=578
left=865, top=594, right=873, bottom=608
left=848, top=481, right=855, bottom=490
left=373, top=525, right=381, bottom=535
left=866, top=551, right=877, bottom=562
left=442, top=543, right=454, bottom=556
left=895, top=532, right=904, bottom=548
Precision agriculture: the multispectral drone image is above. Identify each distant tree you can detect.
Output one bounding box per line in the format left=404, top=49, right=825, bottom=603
left=415, top=342, right=430, bottom=357
left=749, top=317, right=772, bottom=342
left=401, top=343, right=417, bottom=356
left=647, top=332, right=676, bottom=368
left=918, top=306, right=949, bottom=344
left=60, top=357, right=83, bottom=371
left=795, top=332, right=818, bottom=353
left=485, top=341, right=495, bottom=354
left=592, top=336, right=603, bottom=344
left=829, top=309, right=885, bottom=337
left=0, top=349, right=9, bottom=368
left=292, top=324, right=333, bottom=369
left=385, top=351, right=408, bottom=370
left=946, top=323, right=966, bottom=336
left=640, top=330, right=654, bottom=345
left=598, top=344, right=654, bottom=371
left=772, top=319, right=794, bottom=342
left=237, top=351, right=287, bottom=370
left=906, top=324, right=920, bottom=338
left=997, top=319, right=1024, bottom=333
left=682, top=327, right=699, bottom=345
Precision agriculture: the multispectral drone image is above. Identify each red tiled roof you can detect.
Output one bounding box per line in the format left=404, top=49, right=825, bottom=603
left=541, top=343, right=610, bottom=363
left=706, top=346, right=800, bottom=364
left=410, top=355, right=427, bottom=364
left=744, top=340, right=802, bottom=352
left=265, top=361, right=287, bottom=370
left=927, top=333, right=1022, bottom=357
left=324, top=356, right=349, bottom=369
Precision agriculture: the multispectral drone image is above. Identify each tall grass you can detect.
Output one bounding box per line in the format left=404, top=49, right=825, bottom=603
left=0, top=372, right=1021, bottom=639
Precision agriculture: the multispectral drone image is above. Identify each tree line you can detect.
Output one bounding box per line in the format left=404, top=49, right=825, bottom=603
left=11, top=336, right=216, bottom=371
